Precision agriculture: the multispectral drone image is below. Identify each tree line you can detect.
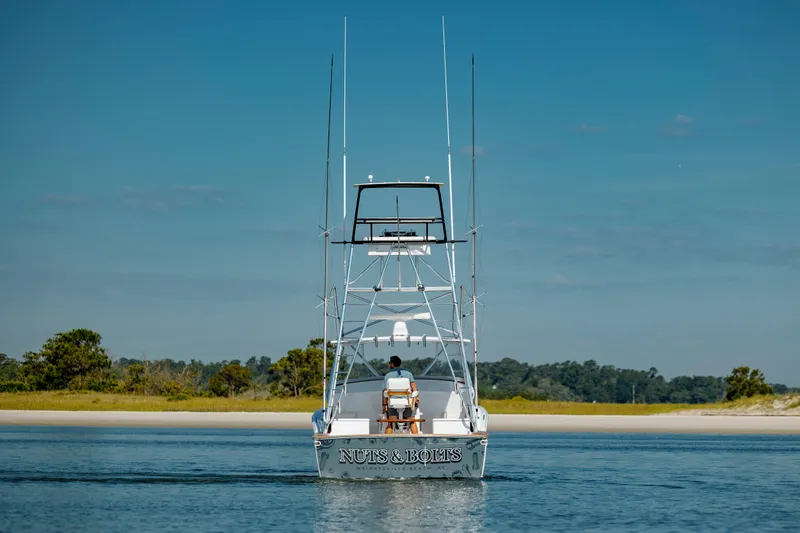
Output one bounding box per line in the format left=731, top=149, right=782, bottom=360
left=0, top=328, right=794, bottom=403
left=0, top=329, right=326, bottom=400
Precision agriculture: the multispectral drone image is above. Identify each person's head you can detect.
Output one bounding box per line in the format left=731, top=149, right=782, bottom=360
left=389, top=355, right=402, bottom=369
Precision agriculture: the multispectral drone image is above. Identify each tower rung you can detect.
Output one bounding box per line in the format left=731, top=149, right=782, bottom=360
left=333, top=335, right=470, bottom=345
left=347, top=286, right=452, bottom=293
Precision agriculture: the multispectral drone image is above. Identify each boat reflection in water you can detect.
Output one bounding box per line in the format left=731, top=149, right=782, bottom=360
left=314, top=478, right=488, bottom=532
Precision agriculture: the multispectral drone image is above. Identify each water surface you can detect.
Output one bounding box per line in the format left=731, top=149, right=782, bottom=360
left=1, top=427, right=798, bottom=532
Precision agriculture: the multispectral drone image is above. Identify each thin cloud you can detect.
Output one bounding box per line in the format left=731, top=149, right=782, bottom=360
left=545, top=274, right=597, bottom=291
left=662, top=114, right=695, bottom=137
left=742, top=114, right=767, bottom=126
left=42, top=193, right=91, bottom=205
left=764, top=243, right=800, bottom=269
left=507, top=220, right=538, bottom=231
left=102, top=287, right=122, bottom=298
left=40, top=187, right=230, bottom=212
left=460, top=145, right=485, bottom=156
left=495, top=267, right=744, bottom=294
left=120, top=185, right=228, bottom=212
left=6, top=266, right=316, bottom=303
left=578, top=123, right=604, bottom=133
left=172, top=185, right=224, bottom=194
left=506, top=217, right=800, bottom=271
left=560, top=245, right=612, bottom=260
left=240, top=226, right=316, bottom=244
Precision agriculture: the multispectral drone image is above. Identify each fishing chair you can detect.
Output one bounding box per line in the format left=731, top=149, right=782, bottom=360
left=380, top=377, right=423, bottom=433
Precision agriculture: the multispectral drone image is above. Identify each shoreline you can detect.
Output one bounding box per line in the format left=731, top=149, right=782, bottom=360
left=1, top=410, right=799, bottom=434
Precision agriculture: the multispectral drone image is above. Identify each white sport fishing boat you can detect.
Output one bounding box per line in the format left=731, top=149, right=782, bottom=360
left=312, top=16, right=488, bottom=479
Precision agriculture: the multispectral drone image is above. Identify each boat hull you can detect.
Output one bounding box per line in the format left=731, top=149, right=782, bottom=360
left=313, top=434, right=488, bottom=479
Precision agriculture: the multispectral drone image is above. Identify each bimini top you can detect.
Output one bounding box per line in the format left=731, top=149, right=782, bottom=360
left=337, top=178, right=466, bottom=245
left=352, top=180, right=446, bottom=189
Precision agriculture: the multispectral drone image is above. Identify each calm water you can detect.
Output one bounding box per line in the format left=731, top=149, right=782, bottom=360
left=0, top=427, right=798, bottom=532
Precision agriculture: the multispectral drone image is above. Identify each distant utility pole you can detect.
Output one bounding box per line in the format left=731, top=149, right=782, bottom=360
left=632, top=384, right=636, bottom=404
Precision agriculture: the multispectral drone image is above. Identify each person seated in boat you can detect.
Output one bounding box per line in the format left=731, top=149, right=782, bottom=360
left=382, top=355, right=419, bottom=434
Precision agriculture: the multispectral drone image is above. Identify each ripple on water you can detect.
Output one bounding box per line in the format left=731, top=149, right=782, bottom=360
left=0, top=427, right=798, bottom=533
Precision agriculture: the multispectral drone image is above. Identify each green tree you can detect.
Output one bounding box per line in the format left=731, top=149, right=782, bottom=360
left=245, top=356, right=272, bottom=377
left=20, top=328, right=112, bottom=390
left=0, top=353, right=28, bottom=391
left=209, top=363, right=252, bottom=398
left=0, top=353, right=19, bottom=381
left=120, top=363, right=148, bottom=394
left=724, top=366, right=774, bottom=401
left=269, top=338, right=326, bottom=397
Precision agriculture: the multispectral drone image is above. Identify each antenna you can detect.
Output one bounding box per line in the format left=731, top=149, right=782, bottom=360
left=441, top=15, right=456, bottom=283
left=470, top=53, right=479, bottom=405
left=342, top=15, right=348, bottom=289
left=322, top=53, right=334, bottom=411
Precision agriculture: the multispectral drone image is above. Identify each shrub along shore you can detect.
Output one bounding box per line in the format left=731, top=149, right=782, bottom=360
left=2, top=391, right=799, bottom=416
left=2, top=328, right=796, bottom=417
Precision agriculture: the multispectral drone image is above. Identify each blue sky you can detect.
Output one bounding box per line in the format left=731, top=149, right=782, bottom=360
left=2, top=1, right=799, bottom=383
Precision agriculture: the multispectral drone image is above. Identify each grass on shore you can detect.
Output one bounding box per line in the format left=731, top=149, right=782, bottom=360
left=0, top=392, right=323, bottom=413
left=2, top=391, right=796, bottom=415
left=0, top=391, right=697, bottom=415
left=674, top=392, right=800, bottom=413
left=480, top=398, right=699, bottom=415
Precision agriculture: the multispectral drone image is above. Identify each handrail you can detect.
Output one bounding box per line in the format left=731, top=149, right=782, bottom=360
left=355, top=217, right=442, bottom=223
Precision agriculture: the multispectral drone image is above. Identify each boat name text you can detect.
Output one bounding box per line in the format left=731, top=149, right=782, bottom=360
left=338, top=447, right=462, bottom=465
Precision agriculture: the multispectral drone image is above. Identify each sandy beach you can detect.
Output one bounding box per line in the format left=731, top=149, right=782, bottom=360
left=1, top=410, right=799, bottom=434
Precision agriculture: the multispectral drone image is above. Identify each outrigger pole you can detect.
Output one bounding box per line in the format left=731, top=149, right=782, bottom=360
left=342, top=16, right=348, bottom=288
left=322, top=54, right=334, bottom=410
left=470, top=53, right=479, bottom=405
left=441, top=15, right=456, bottom=283
left=323, top=15, right=348, bottom=424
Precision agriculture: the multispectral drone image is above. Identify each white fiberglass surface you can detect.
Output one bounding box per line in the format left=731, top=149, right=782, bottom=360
left=332, top=377, right=467, bottom=434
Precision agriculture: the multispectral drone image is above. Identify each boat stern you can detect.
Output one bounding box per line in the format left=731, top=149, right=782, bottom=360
left=313, top=434, right=488, bottom=479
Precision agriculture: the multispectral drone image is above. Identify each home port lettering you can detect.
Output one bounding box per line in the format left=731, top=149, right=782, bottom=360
left=339, top=447, right=463, bottom=465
